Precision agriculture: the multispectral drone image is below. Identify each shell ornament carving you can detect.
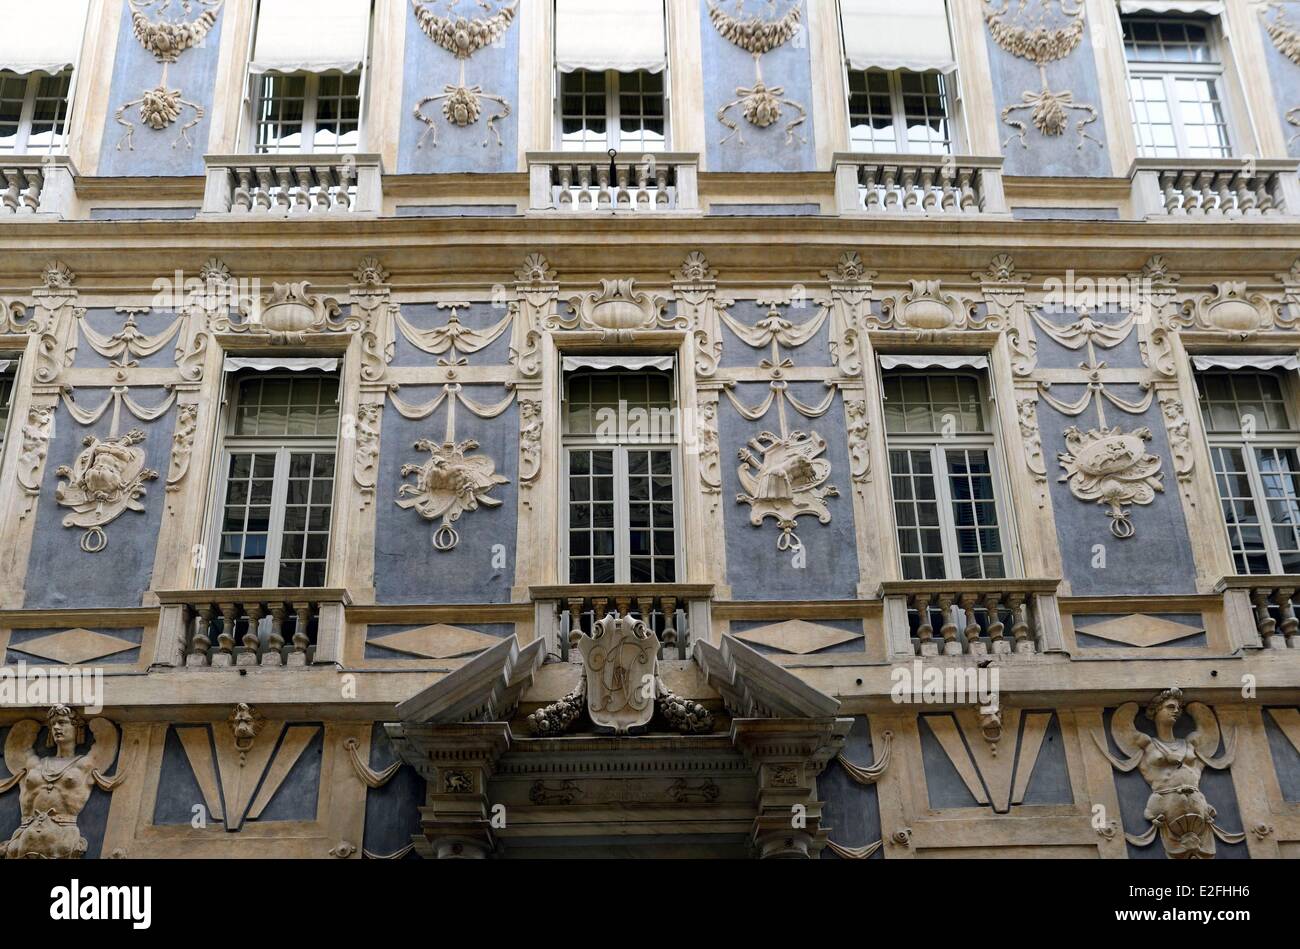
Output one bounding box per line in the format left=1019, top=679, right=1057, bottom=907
left=396, top=437, right=509, bottom=551
left=709, top=0, right=807, bottom=146
left=1057, top=425, right=1163, bottom=539
left=411, top=0, right=517, bottom=149
left=983, top=0, right=1101, bottom=149
left=115, top=1, right=222, bottom=151
left=55, top=429, right=159, bottom=553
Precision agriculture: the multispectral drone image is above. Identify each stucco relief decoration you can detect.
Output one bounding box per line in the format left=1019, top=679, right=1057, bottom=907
left=55, top=430, right=159, bottom=553
left=29, top=261, right=84, bottom=386
left=1180, top=281, right=1289, bottom=338
left=825, top=731, right=892, bottom=859
left=1033, top=309, right=1163, bottom=538
left=1262, top=3, right=1300, bottom=145
left=115, top=0, right=223, bottom=151
left=1094, top=689, right=1245, bottom=859
left=16, top=405, right=56, bottom=517
left=983, top=0, right=1102, bottom=150
left=723, top=300, right=839, bottom=551
left=823, top=251, right=874, bottom=377
left=353, top=401, right=383, bottom=507
left=551, top=279, right=684, bottom=337
left=165, top=401, right=199, bottom=497
left=411, top=0, right=517, bottom=148
left=398, top=435, right=509, bottom=551
left=509, top=253, right=556, bottom=378
left=978, top=254, right=1037, bottom=376
left=709, top=0, right=808, bottom=145
left=78, top=307, right=186, bottom=382
left=0, top=706, right=127, bottom=859
left=218, top=282, right=359, bottom=343
left=673, top=251, right=730, bottom=377
left=352, top=257, right=397, bottom=384
left=396, top=301, right=512, bottom=372
left=874, top=279, right=988, bottom=336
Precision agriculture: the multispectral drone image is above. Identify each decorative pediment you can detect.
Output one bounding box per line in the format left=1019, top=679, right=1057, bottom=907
left=395, top=635, right=546, bottom=725
left=1182, top=281, right=1288, bottom=336
left=550, top=279, right=681, bottom=334
left=693, top=634, right=841, bottom=720
left=875, top=280, right=986, bottom=334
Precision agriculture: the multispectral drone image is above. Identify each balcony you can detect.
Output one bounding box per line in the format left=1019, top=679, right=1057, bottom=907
left=200, top=153, right=384, bottom=218
left=833, top=152, right=1008, bottom=217
left=1216, top=576, right=1300, bottom=650
left=879, top=579, right=1063, bottom=658
left=530, top=583, right=714, bottom=660
left=527, top=151, right=699, bottom=213
left=1, top=156, right=78, bottom=220
left=153, top=588, right=351, bottom=669
left=1130, top=158, right=1300, bottom=218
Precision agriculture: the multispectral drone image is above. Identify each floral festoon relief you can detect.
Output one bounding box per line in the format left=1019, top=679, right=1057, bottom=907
left=983, top=0, right=1102, bottom=150
left=1094, top=689, right=1245, bottom=859
left=0, top=706, right=127, bottom=859
left=115, top=1, right=223, bottom=151
left=709, top=0, right=808, bottom=146
left=55, top=429, right=160, bottom=553
left=411, top=0, right=517, bottom=148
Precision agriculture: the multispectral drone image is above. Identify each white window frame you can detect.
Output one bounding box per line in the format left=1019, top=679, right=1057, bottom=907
left=879, top=369, right=1020, bottom=581
left=249, top=69, right=363, bottom=155
left=203, top=373, right=340, bottom=590
left=555, top=68, right=669, bottom=152
left=559, top=370, right=683, bottom=584
left=844, top=67, right=955, bottom=155
left=1121, top=15, right=1234, bottom=158
left=0, top=69, right=73, bottom=155
left=1196, top=370, right=1300, bottom=575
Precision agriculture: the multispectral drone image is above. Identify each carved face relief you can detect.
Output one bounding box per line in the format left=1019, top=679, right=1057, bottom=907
left=54, top=429, right=159, bottom=553
left=396, top=437, right=509, bottom=550
left=1057, top=425, right=1163, bottom=539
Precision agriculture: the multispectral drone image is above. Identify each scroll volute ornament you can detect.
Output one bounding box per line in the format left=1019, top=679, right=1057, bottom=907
left=1183, top=282, right=1284, bottom=336
left=878, top=280, right=982, bottom=333
left=553, top=279, right=681, bottom=334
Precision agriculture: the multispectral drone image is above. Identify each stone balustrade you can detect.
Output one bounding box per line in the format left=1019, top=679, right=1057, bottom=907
left=527, top=151, right=699, bottom=213
left=879, top=579, right=1063, bottom=658
left=1130, top=158, right=1300, bottom=218
left=154, top=588, right=350, bottom=668
left=1216, top=576, right=1300, bottom=650
left=200, top=153, right=383, bottom=217
left=0, top=156, right=78, bottom=219
left=530, top=583, right=714, bottom=661
left=833, top=152, right=1008, bottom=216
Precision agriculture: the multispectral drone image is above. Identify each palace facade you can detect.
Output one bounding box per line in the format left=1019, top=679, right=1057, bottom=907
left=1, top=0, right=1300, bottom=860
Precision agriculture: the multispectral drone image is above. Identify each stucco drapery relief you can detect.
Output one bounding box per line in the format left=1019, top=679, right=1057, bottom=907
left=709, top=0, right=807, bottom=146
left=115, top=1, right=222, bottom=151
left=983, top=0, right=1101, bottom=150
left=411, top=0, right=517, bottom=149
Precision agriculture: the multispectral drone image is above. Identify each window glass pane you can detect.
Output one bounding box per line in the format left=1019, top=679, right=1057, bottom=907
left=615, top=69, right=666, bottom=152
left=891, top=449, right=947, bottom=580
left=215, top=451, right=277, bottom=588
left=882, top=372, right=985, bottom=434
left=945, top=449, right=1005, bottom=580
left=234, top=374, right=339, bottom=437
left=256, top=73, right=307, bottom=154
left=559, top=69, right=608, bottom=150
left=564, top=370, right=675, bottom=439
left=1197, top=371, right=1292, bottom=434
left=313, top=70, right=361, bottom=151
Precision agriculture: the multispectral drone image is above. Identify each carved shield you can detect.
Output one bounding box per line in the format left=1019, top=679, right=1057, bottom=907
left=577, top=615, right=660, bottom=734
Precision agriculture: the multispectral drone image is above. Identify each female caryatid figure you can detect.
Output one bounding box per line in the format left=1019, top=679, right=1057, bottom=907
left=1096, top=688, right=1245, bottom=859
left=0, top=706, right=124, bottom=859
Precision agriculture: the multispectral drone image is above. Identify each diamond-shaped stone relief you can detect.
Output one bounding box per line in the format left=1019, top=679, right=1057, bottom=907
left=368, top=624, right=502, bottom=660
left=1074, top=614, right=1203, bottom=648
left=733, top=619, right=860, bottom=655
left=12, top=628, right=138, bottom=664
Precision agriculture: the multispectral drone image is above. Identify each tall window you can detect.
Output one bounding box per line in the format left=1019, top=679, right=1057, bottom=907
left=839, top=0, right=957, bottom=154
left=247, top=0, right=370, bottom=154
left=212, top=373, right=339, bottom=589
left=0, top=70, right=72, bottom=154
left=254, top=71, right=360, bottom=154
left=883, top=370, right=1009, bottom=580
left=1123, top=15, right=1231, bottom=158
left=0, top=359, right=16, bottom=454
left=554, top=0, right=667, bottom=151
left=1198, top=370, right=1300, bottom=575
left=559, top=69, right=666, bottom=151
left=563, top=370, right=678, bottom=583
left=847, top=69, right=951, bottom=154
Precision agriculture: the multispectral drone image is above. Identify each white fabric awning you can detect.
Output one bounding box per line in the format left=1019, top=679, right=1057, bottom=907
left=878, top=354, right=988, bottom=370
left=224, top=357, right=340, bottom=373
left=1117, top=2, right=1224, bottom=15
left=0, top=360, right=12, bottom=373
left=250, top=0, right=371, bottom=74
left=841, top=0, right=957, bottom=73
left=555, top=0, right=666, bottom=74
left=562, top=355, right=673, bottom=372
left=1192, top=354, right=1299, bottom=372
left=0, top=0, right=88, bottom=74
